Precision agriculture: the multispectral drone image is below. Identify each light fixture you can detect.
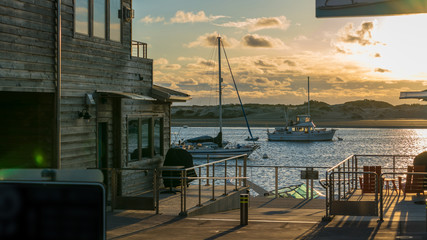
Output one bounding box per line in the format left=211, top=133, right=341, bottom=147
left=78, top=108, right=92, bottom=120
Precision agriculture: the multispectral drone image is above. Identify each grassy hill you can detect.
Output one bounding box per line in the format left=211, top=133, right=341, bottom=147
left=172, top=100, right=427, bottom=128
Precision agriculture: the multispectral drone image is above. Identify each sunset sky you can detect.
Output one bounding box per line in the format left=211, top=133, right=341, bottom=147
left=133, top=0, right=427, bottom=106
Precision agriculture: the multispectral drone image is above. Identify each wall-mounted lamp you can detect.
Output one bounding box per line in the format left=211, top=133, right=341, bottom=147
left=78, top=108, right=92, bottom=120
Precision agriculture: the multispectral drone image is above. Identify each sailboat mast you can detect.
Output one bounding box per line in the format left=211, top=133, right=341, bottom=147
left=218, top=37, right=223, bottom=136
left=307, top=76, right=310, bottom=116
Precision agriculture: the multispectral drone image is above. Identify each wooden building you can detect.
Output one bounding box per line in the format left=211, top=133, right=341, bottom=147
left=0, top=0, right=190, bottom=198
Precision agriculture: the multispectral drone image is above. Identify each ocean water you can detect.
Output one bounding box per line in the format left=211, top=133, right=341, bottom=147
left=172, top=127, right=427, bottom=194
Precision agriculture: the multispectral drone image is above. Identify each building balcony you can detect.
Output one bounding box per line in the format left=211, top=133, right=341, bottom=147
left=132, top=40, right=148, bottom=59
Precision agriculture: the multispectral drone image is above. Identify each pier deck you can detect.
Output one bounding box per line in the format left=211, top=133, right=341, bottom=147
left=108, top=185, right=427, bottom=239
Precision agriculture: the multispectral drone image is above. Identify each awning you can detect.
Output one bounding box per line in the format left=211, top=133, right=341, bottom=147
left=152, top=85, right=191, bottom=102
left=400, top=91, right=427, bottom=101
left=96, top=90, right=156, bottom=101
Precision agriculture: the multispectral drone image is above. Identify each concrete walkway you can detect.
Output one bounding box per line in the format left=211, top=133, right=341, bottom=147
left=107, top=192, right=427, bottom=239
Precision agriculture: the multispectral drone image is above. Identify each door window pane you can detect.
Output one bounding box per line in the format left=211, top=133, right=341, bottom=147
left=128, top=120, right=139, bottom=161
left=93, top=0, right=106, bottom=38
left=110, top=0, right=121, bottom=41
left=75, top=0, right=89, bottom=35
left=141, top=119, right=151, bottom=157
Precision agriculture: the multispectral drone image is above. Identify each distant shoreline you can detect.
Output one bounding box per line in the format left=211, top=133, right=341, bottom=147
left=172, top=118, right=427, bottom=129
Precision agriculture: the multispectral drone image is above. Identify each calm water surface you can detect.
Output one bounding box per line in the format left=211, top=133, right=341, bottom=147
left=172, top=127, right=427, bottom=193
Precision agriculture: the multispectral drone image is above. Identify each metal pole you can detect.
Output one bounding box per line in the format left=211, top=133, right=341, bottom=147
left=306, top=177, right=309, bottom=199
left=212, top=163, right=216, bottom=200
left=393, top=156, right=396, bottom=178
left=275, top=166, right=278, bottom=198
left=180, top=170, right=184, bottom=214
left=238, top=166, right=242, bottom=186
left=343, top=161, right=346, bottom=198
left=235, top=158, right=238, bottom=191
left=311, top=178, right=314, bottom=199
left=325, top=171, right=331, bottom=218
left=206, top=155, right=210, bottom=186
left=240, top=193, right=249, bottom=225
left=198, top=167, right=202, bottom=206
left=243, top=155, right=247, bottom=187
left=331, top=169, right=335, bottom=201
left=352, top=156, right=355, bottom=190
left=184, top=170, right=187, bottom=214
left=338, top=166, right=341, bottom=200
left=224, top=160, right=227, bottom=195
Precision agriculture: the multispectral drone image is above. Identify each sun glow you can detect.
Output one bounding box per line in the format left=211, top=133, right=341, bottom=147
left=373, top=14, right=427, bottom=80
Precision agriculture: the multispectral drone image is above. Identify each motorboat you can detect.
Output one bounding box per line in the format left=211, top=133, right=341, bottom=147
left=267, top=77, right=336, bottom=141
left=267, top=114, right=336, bottom=141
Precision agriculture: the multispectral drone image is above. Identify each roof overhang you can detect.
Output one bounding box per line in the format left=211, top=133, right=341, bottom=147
left=96, top=90, right=156, bottom=101
left=152, top=85, right=191, bottom=102
left=400, top=91, right=427, bottom=101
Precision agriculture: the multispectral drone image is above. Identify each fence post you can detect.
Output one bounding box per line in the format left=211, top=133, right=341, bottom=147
left=235, top=158, right=238, bottom=191
left=243, top=155, right=247, bottom=187
left=338, top=166, right=341, bottom=200
left=206, top=155, right=210, bottom=186
left=393, top=156, right=396, bottom=178
left=325, top=171, right=331, bottom=219
left=211, top=163, right=216, bottom=201
left=198, top=167, right=202, bottom=206
left=184, top=170, right=187, bottom=214
left=224, top=160, right=227, bottom=196
left=238, top=166, right=242, bottom=186
left=180, top=170, right=184, bottom=215
left=240, top=193, right=249, bottom=226
left=275, top=166, right=278, bottom=198
left=311, top=178, right=314, bottom=199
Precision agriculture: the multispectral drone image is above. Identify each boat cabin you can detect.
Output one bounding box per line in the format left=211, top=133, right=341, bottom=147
left=292, top=115, right=316, bottom=132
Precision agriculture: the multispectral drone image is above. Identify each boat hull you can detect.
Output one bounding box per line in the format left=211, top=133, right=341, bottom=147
left=268, top=129, right=336, bottom=141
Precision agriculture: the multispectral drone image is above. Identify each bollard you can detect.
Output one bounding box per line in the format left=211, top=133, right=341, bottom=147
left=240, top=193, right=249, bottom=225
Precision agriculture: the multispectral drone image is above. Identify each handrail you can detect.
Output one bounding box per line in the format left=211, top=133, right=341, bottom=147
left=328, top=155, right=354, bottom=172
left=324, top=154, right=417, bottom=220
left=132, top=40, right=148, bottom=58
left=186, top=154, right=247, bottom=170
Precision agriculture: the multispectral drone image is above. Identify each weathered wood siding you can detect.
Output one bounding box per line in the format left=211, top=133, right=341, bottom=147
left=60, top=0, right=154, bottom=170
left=0, top=0, right=56, bottom=92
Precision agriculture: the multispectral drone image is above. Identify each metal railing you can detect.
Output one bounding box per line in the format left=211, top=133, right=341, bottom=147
left=132, top=40, right=148, bottom=58
left=164, top=154, right=249, bottom=216
left=324, top=154, right=416, bottom=219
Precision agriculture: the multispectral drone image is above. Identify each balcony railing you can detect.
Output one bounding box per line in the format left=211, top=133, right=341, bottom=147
left=132, top=40, right=147, bottom=58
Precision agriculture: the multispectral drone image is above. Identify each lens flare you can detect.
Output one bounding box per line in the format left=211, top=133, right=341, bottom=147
left=34, top=153, right=44, bottom=167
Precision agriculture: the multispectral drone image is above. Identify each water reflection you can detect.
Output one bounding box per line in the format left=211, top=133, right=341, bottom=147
left=173, top=127, right=427, bottom=192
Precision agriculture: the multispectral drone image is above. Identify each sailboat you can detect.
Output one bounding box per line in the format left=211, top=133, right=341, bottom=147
left=267, top=77, right=336, bottom=141
left=175, top=36, right=259, bottom=159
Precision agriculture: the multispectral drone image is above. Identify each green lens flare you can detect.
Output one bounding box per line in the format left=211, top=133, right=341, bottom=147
left=35, top=154, right=44, bottom=166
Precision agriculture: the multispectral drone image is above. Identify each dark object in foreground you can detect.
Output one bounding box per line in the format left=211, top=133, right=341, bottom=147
left=413, top=151, right=427, bottom=190
left=162, top=148, right=197, bottom=188
left=0, top=182, right=105, bottom=240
